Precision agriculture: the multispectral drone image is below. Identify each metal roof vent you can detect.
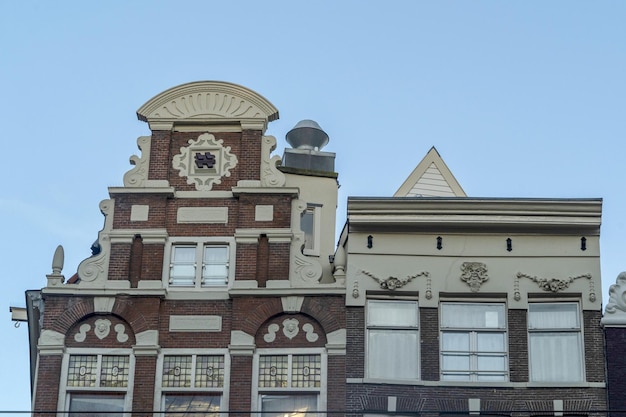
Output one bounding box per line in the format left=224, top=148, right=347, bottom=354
left=285, top=119, right=329, bottom=151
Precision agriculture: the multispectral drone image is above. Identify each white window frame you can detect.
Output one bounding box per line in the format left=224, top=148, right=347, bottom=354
left=155, top=349, right=230, bottom=417
left=366, top=299, right=420, bottom=381
left=301, top=204, right=322, bottom=257
left=528, top=302, right=585, bottom=383
left=58, top=348, right=135, bottom=417
left=252, top=348, right=327, bottom=417
left=440, top=302, right=508, bottom=382
left=163, top=237, right=236, bottom=290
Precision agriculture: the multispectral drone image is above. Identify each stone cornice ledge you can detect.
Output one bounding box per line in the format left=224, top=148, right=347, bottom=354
left=108, top=186, right=175, bottom=196
left=235, top=228, right=292, bottom=243
left=41, top=287, right=167, bottom=297
left=109, top=229, right=169, bottom=244
left=232, top=186, right=299, bottom=196
left=228, top=287, right=345, bottom=297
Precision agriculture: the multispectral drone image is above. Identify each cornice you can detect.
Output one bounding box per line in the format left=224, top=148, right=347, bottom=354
left=136, top=81, right=279, bottom=132
left=108, top=187, right=175, bottom=196
left=347, top=198, right=602, bottom=234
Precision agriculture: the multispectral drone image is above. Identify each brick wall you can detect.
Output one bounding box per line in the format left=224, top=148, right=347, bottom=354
left=509, top=308, right=529, bottom=382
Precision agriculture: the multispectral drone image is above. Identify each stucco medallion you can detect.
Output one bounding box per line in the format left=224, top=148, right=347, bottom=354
left=172, top=133, right=238, bottom=191
left=460, top=262, right=488, bottom=292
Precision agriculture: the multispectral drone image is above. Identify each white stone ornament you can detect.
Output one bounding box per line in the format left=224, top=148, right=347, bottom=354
left=172, top=133, right=238, bottom=191
left=460, top=262, right=488, bottom=292
left=94, top=319, right=112, bottom=340
left=115, top=324, right=129, bottom=343
left=282, top=318, right=300, bottom=340
left=303, top=323, right=319, bottom=342
left=602, top=272, right=626, bottom=325
left=264, top=323, right=280, bottom=343
left=74, top=324, right=91, bottom=343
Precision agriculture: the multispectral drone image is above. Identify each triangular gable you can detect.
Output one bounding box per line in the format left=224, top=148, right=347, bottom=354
left=394, top=147, right=467, bottom=197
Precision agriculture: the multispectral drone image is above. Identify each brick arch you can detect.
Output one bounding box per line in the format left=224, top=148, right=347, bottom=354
left=51, top=299, right=95, bottom=334
left=300, top=298, right=343, bottom=334
left=50, top=297, right=154, bottom=337
left=239, top=297, right=343, bottom=338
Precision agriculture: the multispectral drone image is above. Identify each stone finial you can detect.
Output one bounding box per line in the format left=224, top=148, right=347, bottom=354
left=47, top=245, right=65, bottom=287
left=51, top=245, right=64, bottom=274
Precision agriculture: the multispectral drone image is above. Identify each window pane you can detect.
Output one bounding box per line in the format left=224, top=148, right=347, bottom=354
left=368, top=329, right=419, bottom=379
left=477, top=374, right=507, bottom=382
left=163, top=356, right=193, bottom=388
left=529, top=332, right=583, bottom=381
left=164, top=394, right=220, bottom=417
left=261, top=394, right=317, bottom=417
left=173, top=246, right=196, bottom=262
left=301, top=209, right=315, bottom=250
left=100, top=356, right=129, bottom=388
left=204, top=246, right=228, bottom=263
left=441, top=332, right=470, bottom=351
left=528, top=303, right=580, bottom=329
left=202, top=265, right=228, bottom=285
left=477, top=355, right=506, bottom=371
left=441, top=304, right=505, bottom=329
left=476, top=332, right=505, bottom=352
left=441, top=354, right=470, bottom=371
left=69, top=393, right=125, bottom=417
left=441, top=373, right=471, bottom=381
left=170, top=246, right=197, bottom=286
left=195, top=355, right=225, bottom=388
left=67, top=355, right=98, bottom=387
left=368, top=300, right=418, bottom=327
left=259, top=355, right=289, bottom=388
left=292, top=354, right=321, bottom=388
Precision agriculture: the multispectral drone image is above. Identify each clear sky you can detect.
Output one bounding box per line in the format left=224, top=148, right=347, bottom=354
left=1, top=1, right=625, bottom=412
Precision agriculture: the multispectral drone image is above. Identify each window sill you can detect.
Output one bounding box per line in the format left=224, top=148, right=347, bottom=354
left=348, top=378, right=605, bottom=388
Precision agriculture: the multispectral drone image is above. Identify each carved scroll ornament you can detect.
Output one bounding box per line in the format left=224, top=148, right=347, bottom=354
left=361, top=270, right=429, bottom=291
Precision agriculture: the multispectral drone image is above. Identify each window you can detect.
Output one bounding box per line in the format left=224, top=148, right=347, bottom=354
left=301, top=204, right=321, bottom=256
left=440, top=303, right=507, bottom=381
left=61, top=352, right=133, bottom=417
left=166, top=238, right=235, bottom=289
left=528, top=302, right=583, bottom=382
left=366, top=299, right=419, bottom=380
left=254, top=351, right=325, bottom=417
left=157, top=352, right=228, bottom=417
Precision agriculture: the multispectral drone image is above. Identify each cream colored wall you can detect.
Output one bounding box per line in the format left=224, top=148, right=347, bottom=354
left=345, top=232, right=601, bottom=310
left=284, top=172, right=339, bottom=284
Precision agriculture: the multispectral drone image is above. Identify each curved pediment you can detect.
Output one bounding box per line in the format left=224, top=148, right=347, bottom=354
left=137, top=81, right=279, bottom=130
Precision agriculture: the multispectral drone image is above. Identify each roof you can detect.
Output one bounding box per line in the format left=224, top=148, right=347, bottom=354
left=394, top=147, right=466, bottom=197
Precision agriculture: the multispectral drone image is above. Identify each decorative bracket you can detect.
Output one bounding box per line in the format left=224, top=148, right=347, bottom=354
left=260, top=135, right=286, bottom=187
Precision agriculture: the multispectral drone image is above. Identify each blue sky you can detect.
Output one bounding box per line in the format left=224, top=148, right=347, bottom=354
left=1, top=1, right=625, bottom=412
